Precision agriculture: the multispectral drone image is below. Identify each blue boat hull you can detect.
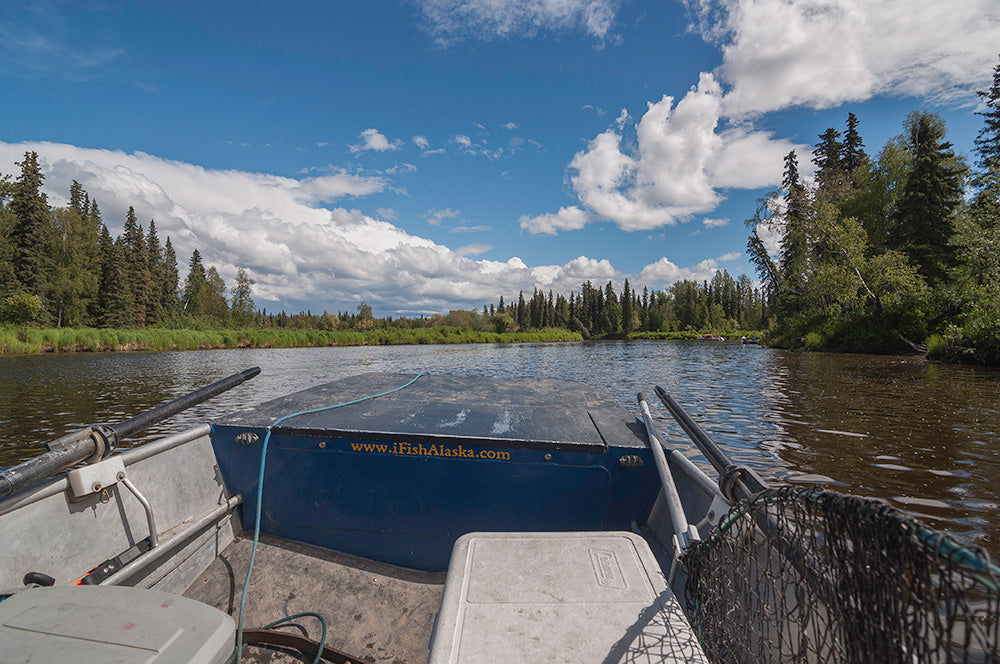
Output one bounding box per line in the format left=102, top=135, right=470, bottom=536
left=210, top=373, right=661, bottom=571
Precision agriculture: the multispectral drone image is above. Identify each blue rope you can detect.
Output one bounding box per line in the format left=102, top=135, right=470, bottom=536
left=235, top=371, right=430, bottom=662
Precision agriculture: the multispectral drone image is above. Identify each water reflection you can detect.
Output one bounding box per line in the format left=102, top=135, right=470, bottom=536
left=1, top=342, right=997, bottom=556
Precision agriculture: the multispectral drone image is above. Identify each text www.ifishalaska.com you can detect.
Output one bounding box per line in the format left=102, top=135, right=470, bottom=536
left=349, top=441, right=511, bottom=461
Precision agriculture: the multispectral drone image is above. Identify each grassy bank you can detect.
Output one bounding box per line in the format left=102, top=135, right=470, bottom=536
left=0, top=325, right=584, bottom=354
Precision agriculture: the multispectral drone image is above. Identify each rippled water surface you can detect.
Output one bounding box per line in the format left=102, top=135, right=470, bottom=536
left=2, top=342, right=998, bottom=556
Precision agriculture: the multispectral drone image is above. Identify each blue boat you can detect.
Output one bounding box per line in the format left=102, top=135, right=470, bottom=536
left=0, top=369, right=995, bottom=663
left=209, top=373, right=664, bottom=572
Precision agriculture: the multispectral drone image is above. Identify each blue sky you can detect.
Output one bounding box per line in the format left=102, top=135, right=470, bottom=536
left=2, top=1, right=998, bottom=316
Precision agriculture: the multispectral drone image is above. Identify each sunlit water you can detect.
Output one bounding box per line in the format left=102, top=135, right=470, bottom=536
left=2, top=341, right=997, bottom=557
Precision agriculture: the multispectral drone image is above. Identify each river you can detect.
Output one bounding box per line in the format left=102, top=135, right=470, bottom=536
left=2, top=341, right=998, bottom=558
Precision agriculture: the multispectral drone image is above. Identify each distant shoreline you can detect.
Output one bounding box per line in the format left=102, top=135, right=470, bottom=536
left=0, top=325, right=585, bottom=354
left=0, top=326, right=779, bottom=355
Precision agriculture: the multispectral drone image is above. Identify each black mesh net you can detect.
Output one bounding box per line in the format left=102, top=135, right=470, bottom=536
left=682, top=486, right=999, bottom=664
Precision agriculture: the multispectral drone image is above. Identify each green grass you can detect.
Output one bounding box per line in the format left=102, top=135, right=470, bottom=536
left=0, top=325, right=584, bottom=355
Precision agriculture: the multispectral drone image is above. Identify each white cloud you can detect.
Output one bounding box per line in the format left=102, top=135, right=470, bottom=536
left=414, top=0, right=620, bottom=45
left=0, top=140, right=648, bottom=315
left=534, top=72, right=803, bottom=234
left=454, top=134, right=473, bottom=148
left=412, top=135, right=430, bottom=150
left=456, top=243, right=492, bottom=256
left=637, top=254, right=735, bottom=287
left=519, top=206, right=593, bottom=235
left=503, top=122, right=518, bottom=130
left=703, top=217, right=729, bottom=228
left=350, top=128, right=402, bottom=153
left=426, top=208, right=461, bottom=226
left=688, top=0, right=1000, bottom=116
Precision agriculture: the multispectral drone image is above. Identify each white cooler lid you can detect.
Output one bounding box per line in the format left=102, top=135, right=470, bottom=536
left=0, top=585, right=235, bottom=664
left=428, top=531, right=707, bottom=664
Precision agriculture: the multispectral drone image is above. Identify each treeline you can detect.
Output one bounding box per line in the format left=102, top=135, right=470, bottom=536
left=0, top=156, right=255, bottom=330
left=746, top=56, right=1000, bottom=364
left=0, top=152, right=766, bottom=339
left=483, top=275, right=765, bottom=338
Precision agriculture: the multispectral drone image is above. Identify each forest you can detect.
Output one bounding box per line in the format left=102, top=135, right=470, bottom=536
left=745, top=56, right=1000, bottom=364
left=2, top=56, right=998, bottom=363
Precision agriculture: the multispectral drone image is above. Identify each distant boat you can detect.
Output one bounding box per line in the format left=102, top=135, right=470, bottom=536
left=741, top=334, right=760, bottom=344
left=698, top=333, right=725, bottom=341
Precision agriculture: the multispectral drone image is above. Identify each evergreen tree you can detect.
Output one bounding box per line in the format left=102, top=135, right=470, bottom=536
left=971, top=54, right=1000, bottom=226
left=974, top=54, right=1000, bottom=176
left=621, top=279, right=634, bottom=336
left=122, top=207, right=151, bottom=326
left=97, top=230, right=134, bottom=327
left=813, top=128, right=843, bottom=188
left=9, top=152, right=51, bottom=295
left=841, top=112, right=868, bottom=176
left=146, top=220, right=164, bottom=325
left=778, top=151, right=809, bottom=314
left=160, top=237, right=180, bottom=319
left=69, top=180, right=86, bottom=217
left=183, top=249, right=207, bottom=315
left=890, top=111, right=966, bottom=285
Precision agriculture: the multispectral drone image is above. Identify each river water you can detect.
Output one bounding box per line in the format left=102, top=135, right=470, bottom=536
left=1, top=341, right=998, bottom=558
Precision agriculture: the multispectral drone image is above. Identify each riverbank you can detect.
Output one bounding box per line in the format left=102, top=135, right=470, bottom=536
left=0, top=325, right=583, bottom=354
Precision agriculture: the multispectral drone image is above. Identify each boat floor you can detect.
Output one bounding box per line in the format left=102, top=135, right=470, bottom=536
left=183, top=534, right=445, bottom=664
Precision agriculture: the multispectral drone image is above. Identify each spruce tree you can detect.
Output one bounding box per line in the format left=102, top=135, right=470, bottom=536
left=778, top=151, right=809, bottom=315
left=183, top=249, right=207, bottom=315
left=146, top=220, right=163, bottom=325
left=971, top=54, right=1000, bottom=226
left=97, top=229, right=134, bottom=327
left=841, top=112, right=868, bottom=176
left=813, top=128, right=843, bottom=189
left=891, top=111, right=966, bottom=285
left=161, top=237, right=180, bottom=319
left=974, top=55, right=1000, bottom=176
left=9, top=152, right=51, bottom=294
left=621, top=279, right=634, bottom=336
left=122, top=207, right=151, bottom=326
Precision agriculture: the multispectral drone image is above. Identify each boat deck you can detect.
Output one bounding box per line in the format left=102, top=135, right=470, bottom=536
left=184, top=534, right=445, bottom=664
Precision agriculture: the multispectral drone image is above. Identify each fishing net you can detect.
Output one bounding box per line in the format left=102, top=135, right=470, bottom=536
left=682, top=486, right=1000, bottom=664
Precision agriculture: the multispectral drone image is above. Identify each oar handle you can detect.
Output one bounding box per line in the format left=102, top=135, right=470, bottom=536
left=106, top=366, right=261, bottom=444
left=0, top=367, right=261, bottom=498
left=653, top=385, right=767, bottom=502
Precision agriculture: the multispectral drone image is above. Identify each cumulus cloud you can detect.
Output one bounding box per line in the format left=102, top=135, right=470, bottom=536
left=414, top=0, right=620, bottom=45
left=350, top=128, right=402, bottom=153
left=412, top=135, right=430, bottom=150
left=688, top=0, right=1000, bottom=116
left=563, top=73, right=798, bottom=232
left=637, top=253, right=740, bottom=288
left=0, top=140, right=645, bottom=315
left=519, top=206, right=593, bottom=235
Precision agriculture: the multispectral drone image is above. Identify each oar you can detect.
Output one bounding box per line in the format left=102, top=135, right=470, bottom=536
left=653, top=385, right=766, bottom=502
left=0, top=367, right=261, bottom=498
left=638, top=393, right=700, bottom=583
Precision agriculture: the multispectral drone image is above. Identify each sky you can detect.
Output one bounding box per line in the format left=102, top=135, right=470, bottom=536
left=2, top=0, right=998, bottom=317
